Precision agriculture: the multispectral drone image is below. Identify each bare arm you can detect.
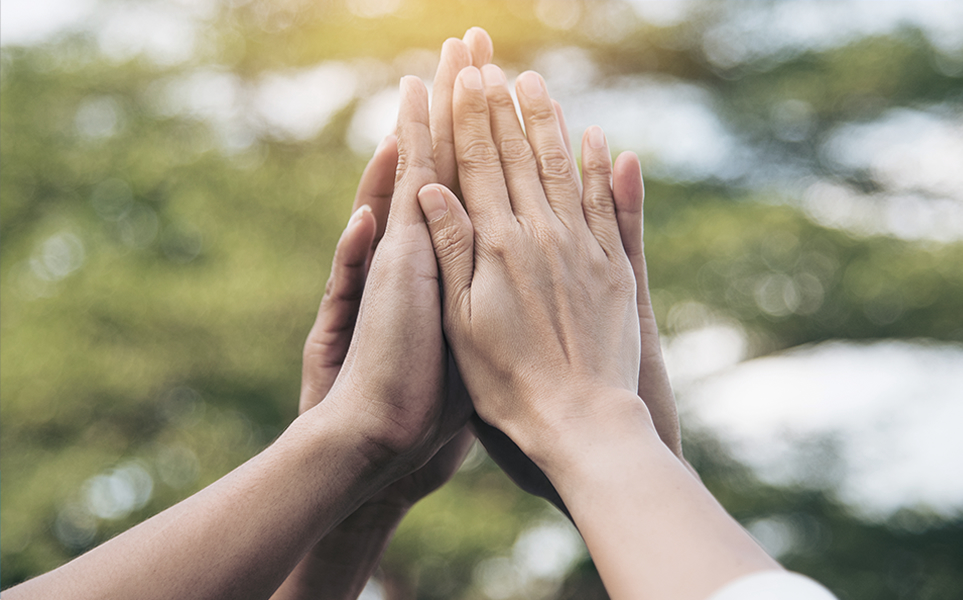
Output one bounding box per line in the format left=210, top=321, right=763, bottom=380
left=7, top=73, right=469, bottom=600
left=5, top=403, right=400, bottom=600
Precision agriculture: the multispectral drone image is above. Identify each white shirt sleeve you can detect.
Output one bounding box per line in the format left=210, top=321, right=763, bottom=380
left=706, top=571, right=839, bottom=600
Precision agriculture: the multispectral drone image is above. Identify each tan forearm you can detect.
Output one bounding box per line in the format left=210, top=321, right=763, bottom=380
left=6, top=402, right=394, bottom=600
left=271, top=501, right=409, bottom=600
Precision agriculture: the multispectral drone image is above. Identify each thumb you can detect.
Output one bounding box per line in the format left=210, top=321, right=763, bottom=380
left=417, top=184, right=474, bottom=317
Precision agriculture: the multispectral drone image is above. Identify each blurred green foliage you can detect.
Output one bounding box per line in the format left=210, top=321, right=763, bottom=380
left=2, top=1, right=962, bottom=598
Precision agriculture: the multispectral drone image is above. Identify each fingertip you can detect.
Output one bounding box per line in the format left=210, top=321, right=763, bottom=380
left=349, top=204, right=374, bottom=228
left=441, top=37, right=471, bottom=64
left=481, top=63, right=507, bottom=87
left=464, top=27, right=494, bottom=65
left=418, top=184, right=450, bottom=222
left=613, top=151, right=644, bottom=207
left=443, top=36, right=464, bottom=49
left=400, top=75, right=427, bottom=97
left=457, top=65, right=483, bottom=90
left=614, top=151, right=642, bottom=178
left=376, top=133, right=397, bottom=153
left=586, top=125, right=606, bottom=150
left=373, top=135, right=399, bottom=168
left=337, top=205, right=376, bottom=266
left=516, top=70, right=547, bottom=99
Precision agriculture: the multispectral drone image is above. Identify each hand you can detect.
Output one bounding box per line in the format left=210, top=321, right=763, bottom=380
left=273, top=30, right=492, bottom=600
left=313, top=74, right=469, bottom=489
left=417, top=64, right=650, bottom=466
left=469, top=97, right=686, bottom=513
left=300, top=135, right=474, bottom=511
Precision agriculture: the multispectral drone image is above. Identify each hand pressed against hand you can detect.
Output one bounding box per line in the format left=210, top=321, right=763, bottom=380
left=469, top=98, right=685, bottom=511
left=306, top=76, right=466, bottom=484
left=272, top=35, right=491, bottom=600
left=300, top=30, right=492, bottom=500
left=417, top=65, right=651, bottom=468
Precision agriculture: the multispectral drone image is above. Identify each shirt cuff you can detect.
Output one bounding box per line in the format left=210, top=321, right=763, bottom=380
left=706, top=571, right=838, bottom=600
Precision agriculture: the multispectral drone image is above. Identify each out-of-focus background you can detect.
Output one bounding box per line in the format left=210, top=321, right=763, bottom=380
left=2, top=0, right=962, bottom=597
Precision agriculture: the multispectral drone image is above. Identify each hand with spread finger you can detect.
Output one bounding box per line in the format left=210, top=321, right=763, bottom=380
left=417, top=66, right=780, bottom=600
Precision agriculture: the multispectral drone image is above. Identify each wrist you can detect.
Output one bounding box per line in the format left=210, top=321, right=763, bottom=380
left=511, top=386, right=662, bottom=486
left=287, top=399, right=407, bottom=509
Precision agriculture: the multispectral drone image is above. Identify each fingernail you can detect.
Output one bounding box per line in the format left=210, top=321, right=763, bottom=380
left=418, top=187, right=449, bottom=221
left=482, top=64, right=506, bottom=86
left=588, top=125, right=605, bottom=149
left=461, top=67, right=483, bottom=89
left=518, top=71, right=544, bottom=98
left=350, top=205, right=371, bottom=228
left=375, top=135, right=391, bottom=152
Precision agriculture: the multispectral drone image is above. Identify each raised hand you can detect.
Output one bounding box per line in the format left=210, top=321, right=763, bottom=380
left=273, top=32, right=490, bottom=600
left=454, top=70, right=686, bottom=513
left=417, top=65, right=779, bottom=600
left=417, top=64, right=647, bottom=465
left=298, top=135, right=473, bottom=510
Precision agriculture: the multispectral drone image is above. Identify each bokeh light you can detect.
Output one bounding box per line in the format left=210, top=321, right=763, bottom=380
left=2, top=1, right=962, bottom=598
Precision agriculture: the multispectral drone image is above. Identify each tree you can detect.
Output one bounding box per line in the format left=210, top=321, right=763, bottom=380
left=3, top=1, right=961, bottom=598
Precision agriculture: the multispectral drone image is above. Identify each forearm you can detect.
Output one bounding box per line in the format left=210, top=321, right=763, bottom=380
left=271, top=502, right=408, bottom=600
left=528, top=389, right=780, bottom=600
left=7, top=403, right=394, bottom=600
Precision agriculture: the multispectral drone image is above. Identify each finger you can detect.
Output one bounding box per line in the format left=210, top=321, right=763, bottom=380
left=481, top=64, right=554, bottom=220
left=417, top=184, right=474, bottom=319
left=353, top=134, right=398, bottom=248
left=390, top=76, right=438, bottom=230
left=464, top=27, right=494, bottom=67
left=612, top=151, right=645, bottom=263
left=301, top=206, right=377, bottom=413
left=431, top=38, right=472, bottom=192
left=553, top=99, right=582, bottom=195
left=453, top=66, right=513, bottom=228
left=612, top=152, right=683, bottom=457
left=515, top=71, right=584, bottom=228
left=580, top=125, right=621, bottom=256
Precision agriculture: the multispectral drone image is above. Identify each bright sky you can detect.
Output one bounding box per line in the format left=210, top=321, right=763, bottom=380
left=682, top=339, right=963, bottom=519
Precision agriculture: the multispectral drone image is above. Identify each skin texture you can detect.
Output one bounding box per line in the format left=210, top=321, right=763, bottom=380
left=273, top=29, right=490, bottom=600
left=274, top=29, right=688, bottom=598
left=417, top=65, right=783, bottom=600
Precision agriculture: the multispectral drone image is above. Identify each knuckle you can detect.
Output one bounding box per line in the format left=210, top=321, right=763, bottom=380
left=479, top=226, right=515, bottom=260
left=458, top=138, right=501, bottom=171
left=486, top=91, right=517, bottom=114
left=527, top=102, right=558, bottom=127
left=395, top=148, right=435, bottom=181
left=437, top=227, right=471, bottom=262
left=584, top=190, right=615, bottom=217
left=583, top=149, right=612, bottom=174
left=435, top=222, right=467, bottom=256
left=537, top=147, right=576, bottom=182
left=497, top=137, right=535, bottom=168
